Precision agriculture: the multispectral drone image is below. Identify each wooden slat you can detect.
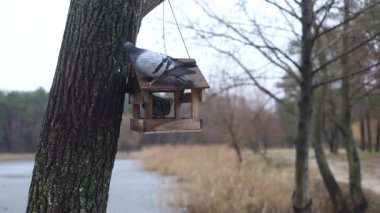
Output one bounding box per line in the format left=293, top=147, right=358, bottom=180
left=134, top=91, right=192, bottom=104
left=131, top=92, right=143, bottom=104
left=130, top=118, right=202, bottom=133
left=144, top=92, right=153, bottom=119
left=191, top=89, right=201, bottom=119
left=201, top=89, right=205, bottom=102
left=174, top=91, right=182, bottom=119
left=180, top=92, right=191, bottom=103
left=133, top=104, right=140, bottom=118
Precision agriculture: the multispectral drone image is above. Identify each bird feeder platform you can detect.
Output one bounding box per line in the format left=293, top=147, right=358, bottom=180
left=126, top=59, right=209, bottom=134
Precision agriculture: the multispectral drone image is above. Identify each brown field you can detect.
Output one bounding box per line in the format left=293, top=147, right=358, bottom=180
left=132, top=145, right=380, bottom=213
left=0, top=153, right=35, bottom=160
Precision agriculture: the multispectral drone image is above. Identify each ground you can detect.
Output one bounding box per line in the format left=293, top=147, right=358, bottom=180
left=321, top=157, right=380, bottom=195
left=268, top=149, right=380, bottom=195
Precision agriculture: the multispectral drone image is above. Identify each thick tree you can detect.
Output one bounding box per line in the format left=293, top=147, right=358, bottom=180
left=291, top=1, right=314, bottom=212
left=27, top=0, right=162, bottom=212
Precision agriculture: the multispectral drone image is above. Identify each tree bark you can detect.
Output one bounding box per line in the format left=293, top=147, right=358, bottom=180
left=230, top=130, right=243, bottom=165
left=359, top=113, right=366, bottom=151
left=327, top=107, right=340, bottom=154
left=292, top=1, right=314, bottom=212
left=339, top=0, right=368, bottom=211
left=365, top=111, right=372, bottom=152
left=27, top=0, right=162, bottom=212
left=142, top=0, right=164, bottom=18
left=376, top=118, right=380, bottom=152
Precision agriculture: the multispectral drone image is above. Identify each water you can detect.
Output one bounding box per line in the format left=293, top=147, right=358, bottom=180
left=0, top=159, right=175, bottom=213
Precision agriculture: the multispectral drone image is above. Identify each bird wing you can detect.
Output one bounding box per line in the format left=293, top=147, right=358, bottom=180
left=135, top=51, right=175, bottom=78
left=135, top=51, right=196, bottom=78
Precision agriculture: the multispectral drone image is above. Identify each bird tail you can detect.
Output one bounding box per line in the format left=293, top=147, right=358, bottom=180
left=173, top=58, right=197, bottom=68
left=175, top=75, right=194, bottom=87
left=181, top=61, right=197, bottom=68
left=166, top=67, right=196, bottom=76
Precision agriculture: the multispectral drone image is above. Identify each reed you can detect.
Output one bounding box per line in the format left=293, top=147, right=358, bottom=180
left=133, top=145, right=379, bottom=213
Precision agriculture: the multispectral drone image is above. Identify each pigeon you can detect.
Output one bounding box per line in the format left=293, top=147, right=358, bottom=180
left=123, top=42, right=196, bottom=87
left=143, top=95, right=174, bottom=118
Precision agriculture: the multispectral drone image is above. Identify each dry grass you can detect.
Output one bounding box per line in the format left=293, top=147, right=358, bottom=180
left=132, top=145, right=335, bottom=213
left=0, top=153, right=35, bottom=160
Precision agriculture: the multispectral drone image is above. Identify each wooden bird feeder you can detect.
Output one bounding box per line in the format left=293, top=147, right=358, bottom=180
left=126, top=59, right=209, bottom=133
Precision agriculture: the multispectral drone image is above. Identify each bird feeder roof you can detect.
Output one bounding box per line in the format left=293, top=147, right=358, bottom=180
left=126, top=58, right=210, bottom=93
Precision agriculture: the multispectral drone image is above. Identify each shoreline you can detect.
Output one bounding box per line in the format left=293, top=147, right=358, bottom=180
left=0, top=151, right=133, bottom=161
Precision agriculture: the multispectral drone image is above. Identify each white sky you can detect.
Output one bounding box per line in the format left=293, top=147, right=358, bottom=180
left=0, top=0, right=292, bottom=93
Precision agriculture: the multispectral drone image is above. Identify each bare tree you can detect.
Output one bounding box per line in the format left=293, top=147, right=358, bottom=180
left=184, top=0, right=380, bottom=211
left=217, top=93, right=244, bottom=164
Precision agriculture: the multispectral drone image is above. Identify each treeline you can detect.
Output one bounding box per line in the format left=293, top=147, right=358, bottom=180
left=1, top=87, right=379, bottom=153
left=0, top=88, right=48, bottom=152
left=0, top=88, right=289, bottom=153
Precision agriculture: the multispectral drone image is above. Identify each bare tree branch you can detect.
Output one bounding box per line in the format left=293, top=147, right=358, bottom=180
left=238, top=1, right=301, bottom=39
left=252, top=19, right=302, bottom=75
left=207, top=82, right=255, bottom=100
left=313, top=62, right=380, bottom=88
left=313, top=31, right=380, bottom=74
left=315, top=1, right=380, bottom=40
left=193, top=2, right=302, bottom=83
left=312, top=30, right=344, bottom=61
left=313, top=0, right=336, bottom=36
left=292, top=0, right=300, bottom=6
left=278, top=5, right=302, bottom=42
left=350, top=84, right=379, bottom=107
left=202, top=39, right=291, bottom=110
left=265, top=0, right=301, bottom=20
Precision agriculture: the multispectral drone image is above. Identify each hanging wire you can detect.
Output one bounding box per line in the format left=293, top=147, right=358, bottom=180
left=162, top=2, right=167, bottom=55
left=167, top=0, right=191, bottom=59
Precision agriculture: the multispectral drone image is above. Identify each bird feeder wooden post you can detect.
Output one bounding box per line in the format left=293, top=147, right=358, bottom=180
left=126, top=59, right=209, bottom=133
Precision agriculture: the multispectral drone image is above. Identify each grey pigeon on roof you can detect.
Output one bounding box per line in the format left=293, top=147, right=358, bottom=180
left=123, top=41, right=196, bottom=87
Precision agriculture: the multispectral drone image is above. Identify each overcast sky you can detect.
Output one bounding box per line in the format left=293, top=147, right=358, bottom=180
left=0, top=0, right=286, bottom=93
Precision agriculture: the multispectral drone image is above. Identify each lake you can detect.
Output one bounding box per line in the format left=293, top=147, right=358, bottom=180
left=0, top=159, right=176, bottom=213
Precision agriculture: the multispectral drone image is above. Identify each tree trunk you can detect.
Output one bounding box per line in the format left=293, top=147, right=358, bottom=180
left=27, top=0, right=162, bottom=212
left=292, top=1, right=314, bottom=212
left=312, top=87, right=351, bottom=213
left=376, top=118, right=380, bottom=152
left=326, top=105, right=340, bottom=154
left=359, top=113, right=366, bottom=151
left=330, top=124, right=340, bottom=154
left=228, top=125, right=243, bottom=164
left=340, top=0, right=368, bottom=211
left=231, top=140, right=243, bottom=164
left=365, top=111, right=372, bottom=152
left=375, top=118, right=380, bottom=152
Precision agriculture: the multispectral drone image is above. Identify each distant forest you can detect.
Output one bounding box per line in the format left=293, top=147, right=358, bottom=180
left=0, top=88, right=290, bottom=153
left=1, top=87, right=378, bottom=153
left=0, top=88, right=48, bottom=152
